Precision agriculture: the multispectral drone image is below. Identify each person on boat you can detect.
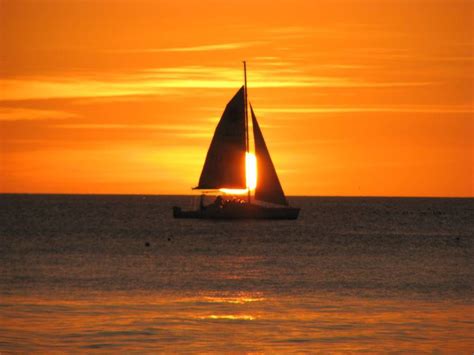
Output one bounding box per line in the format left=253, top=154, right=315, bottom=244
left=230, top=196, right=244, bottom=204
left=214, top=195, right=224, bottom=207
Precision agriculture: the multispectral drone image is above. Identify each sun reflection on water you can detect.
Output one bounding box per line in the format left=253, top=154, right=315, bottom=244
left=2, top=294, right=473, bottom=352
left=201, top=314, right=256, bottom=321
left=204, top=296, right=265, bottom=304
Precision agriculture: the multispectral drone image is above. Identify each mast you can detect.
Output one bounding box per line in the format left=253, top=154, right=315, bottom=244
left=243, top=61, right=250, bottom=203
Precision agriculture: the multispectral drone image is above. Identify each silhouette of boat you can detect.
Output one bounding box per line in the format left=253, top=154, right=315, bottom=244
left=173, top=62, right=300, bottom=219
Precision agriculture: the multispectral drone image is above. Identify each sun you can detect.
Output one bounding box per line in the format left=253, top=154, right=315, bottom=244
left=219, top=152, right=257, bottom=195
left=245, top=152, right=257, bottom=190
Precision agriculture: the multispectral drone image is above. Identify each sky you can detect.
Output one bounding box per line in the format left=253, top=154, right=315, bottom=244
left=0, top=0, right=472, bottom=197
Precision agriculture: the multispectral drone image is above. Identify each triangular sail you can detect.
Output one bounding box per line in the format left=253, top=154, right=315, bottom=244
left=196, top=87, right=247, bottom=189
left=251, top=105, right=288, bottom=206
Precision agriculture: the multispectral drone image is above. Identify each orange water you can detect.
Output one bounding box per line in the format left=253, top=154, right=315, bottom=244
left=1, top=195, right=473, bottom=352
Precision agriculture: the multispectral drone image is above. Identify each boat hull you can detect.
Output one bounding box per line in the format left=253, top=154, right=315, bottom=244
left=173, top=203, right=300, bottom=220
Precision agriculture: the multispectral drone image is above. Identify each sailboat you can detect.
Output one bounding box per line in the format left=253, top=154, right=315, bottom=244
left=173, top=62, right=300, bottom=219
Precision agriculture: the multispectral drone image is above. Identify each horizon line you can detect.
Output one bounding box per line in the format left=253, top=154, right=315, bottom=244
left=1, top=192, right=472, bottom=199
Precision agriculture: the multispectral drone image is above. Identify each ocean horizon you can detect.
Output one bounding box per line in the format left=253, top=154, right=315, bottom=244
left=2, top=193, right=472, bottom=198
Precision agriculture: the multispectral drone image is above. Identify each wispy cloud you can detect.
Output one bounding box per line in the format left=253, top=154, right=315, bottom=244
left=0, top=107, right=79, bottom=121
left=1, top=79, right=152, bottom=101
left=51, top=123, right=213, bottom=139
left=111, top=41, right=266, bottom=53
left=0, top=65, right=435, bottom=102
left=53, top=123, right=211, bottom=131
left=263, top=26, right=345, bottom=40
left=259, top=106, right=474, bottom=114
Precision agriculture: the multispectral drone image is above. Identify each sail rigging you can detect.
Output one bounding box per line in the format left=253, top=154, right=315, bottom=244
left=251, top=104, right=289, bottom=206
left=195, top=86, right=247, bottom=189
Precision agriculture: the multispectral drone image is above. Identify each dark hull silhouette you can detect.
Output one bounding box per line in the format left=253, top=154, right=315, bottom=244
left=173, top=203, right=300, bottom=220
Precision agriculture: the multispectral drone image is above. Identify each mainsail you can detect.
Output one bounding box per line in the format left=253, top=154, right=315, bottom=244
left=251, top=105, right=288, bottom=206
left=195, top=87, right=247, bottom=189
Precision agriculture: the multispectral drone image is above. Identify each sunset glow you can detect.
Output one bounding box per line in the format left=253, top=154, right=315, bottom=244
left=246, top=152, right=257, bottom=191
left=0, top=0, right=472, bottom=197
left=218, top=152, right=257, bottom=195
left=219, top=188, right=248, bottom=195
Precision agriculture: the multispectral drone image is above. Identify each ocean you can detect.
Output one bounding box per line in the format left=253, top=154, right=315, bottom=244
left=1, top=194, right=473, bottom=352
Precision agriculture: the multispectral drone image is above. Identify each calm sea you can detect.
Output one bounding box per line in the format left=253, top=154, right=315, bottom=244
left=1, top=194, right=473, bottom=352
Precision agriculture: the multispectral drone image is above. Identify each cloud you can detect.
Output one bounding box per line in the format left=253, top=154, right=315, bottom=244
left=53, top=123, right=211, bottom=131
left=0, top=66, right=435, bottom=102
left=51, top=123, right=213, bottom=139
left=111, top=41, right=266, bottom=53
left=1, top=79, right=150, bottom=101
left=258, top=106, right=473, bottom=114
left=0, top=107, right=79, bottom=121
left=263, top=26, right=345, bottom=40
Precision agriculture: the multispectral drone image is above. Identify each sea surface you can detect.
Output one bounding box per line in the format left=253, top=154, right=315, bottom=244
left=1, top=194, right=473, bottom=353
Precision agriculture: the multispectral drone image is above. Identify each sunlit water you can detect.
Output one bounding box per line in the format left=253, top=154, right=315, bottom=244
left=1, top=195, right=473, bottom=352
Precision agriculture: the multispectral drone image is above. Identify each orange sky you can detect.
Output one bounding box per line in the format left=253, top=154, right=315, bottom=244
left=0, top=0, right=472, bottom=197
